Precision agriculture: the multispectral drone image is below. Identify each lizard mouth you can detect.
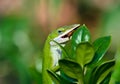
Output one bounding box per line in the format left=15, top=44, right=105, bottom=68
left=50, top=24, right=80, bottom=45
left=61, top=26, right=79, bottom=39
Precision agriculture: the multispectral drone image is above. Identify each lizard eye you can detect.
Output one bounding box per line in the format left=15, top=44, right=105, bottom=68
left=58, top=30, right=63, bottom=34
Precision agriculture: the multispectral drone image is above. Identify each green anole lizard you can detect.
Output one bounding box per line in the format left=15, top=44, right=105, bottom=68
left=42, top=24, right=80, bottom=84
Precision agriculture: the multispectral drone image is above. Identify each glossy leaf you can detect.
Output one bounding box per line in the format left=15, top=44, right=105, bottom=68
left=97, top=67, right=113, bottom=84
left=91, top=36, right=111, bottom=63
left=100, top=72, right=112, bottom=84
left=71, top=24, right=91, bottom=51
left=64, top=40, right=73, bottom=59
left=60, top=72, right=78, bottom=83
left=47, top=69, right=61, bottom=84
left=90, top=60, right=115, bottom=84
left=59, top=59, right=83, bottom=83
left=47, top=69, right=74, bottom=84
left=75, top=42, right=94, bottom=68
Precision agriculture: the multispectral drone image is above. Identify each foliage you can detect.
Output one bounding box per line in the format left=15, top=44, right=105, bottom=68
left=0, top=15, right=42, bottom=84
left=47, top=24, right=115, bottom=84
left=101, top=5, right=120, bottom=84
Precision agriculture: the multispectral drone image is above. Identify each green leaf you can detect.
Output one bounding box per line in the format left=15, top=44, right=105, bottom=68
left=47, top=69, right=75, bottom=84
left=64, top=40, right=73, bottom=59
left=71, top=24, right=91, bottom=51
left=98, top=71, right=112, bottom=84
left=47, top=69, right=61, bottom=84
left=75, top=42, right=94, bottom=68
left=60, top=72, right=78, bottom=84
left=59, top=59, right=83, bottom=83
left=91, top=36, right=111, bottom=63
left=90, top=60, right=115, bottom=84
left=97, top=67, right=113, bottom=84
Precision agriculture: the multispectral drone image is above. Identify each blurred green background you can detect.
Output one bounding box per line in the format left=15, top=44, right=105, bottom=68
left=0, top=0, right=120, bottom=84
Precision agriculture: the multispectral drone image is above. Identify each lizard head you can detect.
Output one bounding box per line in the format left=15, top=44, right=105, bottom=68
left=50, top=24, right=80, bottom=45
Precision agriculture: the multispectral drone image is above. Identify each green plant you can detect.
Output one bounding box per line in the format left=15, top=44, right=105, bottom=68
left=47, top=25, right=115, bottom=84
